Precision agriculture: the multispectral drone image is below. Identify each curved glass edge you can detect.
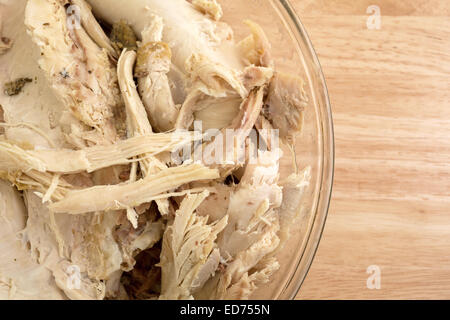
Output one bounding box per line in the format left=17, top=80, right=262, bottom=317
left=276, top=0, right=335, bottom=300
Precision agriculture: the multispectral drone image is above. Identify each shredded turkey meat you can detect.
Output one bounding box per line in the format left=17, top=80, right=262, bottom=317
left=0, top=0, right=311, bottom=300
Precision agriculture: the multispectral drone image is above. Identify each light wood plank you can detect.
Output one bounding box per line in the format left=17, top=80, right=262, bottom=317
left=291, top=1, right=450, bottom=299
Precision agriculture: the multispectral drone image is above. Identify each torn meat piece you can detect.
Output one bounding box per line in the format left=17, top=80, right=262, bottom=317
left=185, top=53, right=248, bottom=99
left=240, top=65, right=274, bottom=91
left=175, top=53, right=248, bottom=131
left=200, top=87, right=266, bottom=176
left=277, top=167, right=311, bottom=246
left=176, top=62, right=272, bottom=131
left=237, top=20, right=274, bottom=68
left=195, top=183, right=232, bottom=222
left=0, top=181, right=65, bottom=299
left=0, top=132, right=193, bottom=174
left=191, top=0, right=223, bottom=21
left=159, top=191, right=227, bottom=300
left=118, top=48, right=173, bottom=216
left=53, top=260, right=106, bottom=300
left=135, top=15, right=179, bottom=133
left=264, top=72, right=308, bottom=140
left=197, top=147, right=283, bottom=299
left=222, top=257, right=279, bottom=300
left=48, top=164, right=220, bottom=214
left=71, top=0, right=117, bottom=58
left=25, top=0, right=121, bottom=146
left=0, top=169, right=73, bottom=202
left=255, top=115, right=277, bottom=151
left=87, top=0, right=244, bottom=71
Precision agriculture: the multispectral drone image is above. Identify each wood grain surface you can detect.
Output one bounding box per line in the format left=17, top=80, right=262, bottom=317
left=291, top=0, right=450, bottom=299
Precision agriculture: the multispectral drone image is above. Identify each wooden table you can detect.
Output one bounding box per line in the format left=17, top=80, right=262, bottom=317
left=291, top=0, right=450, bottom=299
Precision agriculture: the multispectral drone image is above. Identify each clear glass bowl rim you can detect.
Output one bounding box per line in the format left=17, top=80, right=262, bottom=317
left=275, top=0, right=335, bottom=300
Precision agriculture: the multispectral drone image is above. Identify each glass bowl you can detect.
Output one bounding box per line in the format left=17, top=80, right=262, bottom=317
left=221, top=0, right=334, bottom=299
left=0, top=0, right=333, bottom=300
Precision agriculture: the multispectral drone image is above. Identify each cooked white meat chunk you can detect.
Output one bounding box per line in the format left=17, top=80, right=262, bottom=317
left=191, top=96, right=241, bottom=131
left=237, top=20, right=274, bottom=68
left=264, top=72, right=309, bottom=140
left=0, top=169, right=73, bottom=202
left=23, top=190, right=110, bottom=300
left=25, top=0, right=121, bottom=147
left=53, top=260, right=105, bottom=300
left=216, top=221, right=280, bottom=299
left=196, top=147, right=283, bottom=299
left=217, top=147, right=283, bottom=258
left=0, top=181, right=65, bottom=299
left=87, top=0, right=244, bottom=71
left=191, top=0, right=223, bottom=21
left=195, top=183, right=232, bottom=221
left=117, top=48, right=171, bottom=216
left=118, top=51, right=159, bottom=159
left=254, top=114, right=278, bottom=150
left=277, top=167, right=311, bottom=245
left=186, top=53, right=248, bottom=100
left=176, top=55, right=273, bottom=131
left=190, top=248, right=221, bottom=292
left=241, top=65, right=274, bottom=91
left=48, top=164, right=219, bottom=214
left=0, top=132, right=192, bottom=174
left=175, top=52, right=247, bottom=131
left=222, top=257, right=279, bottom=300
left=135, top=16, right=179, bottom=133
left=159, top=191, right=227, bottom=300
left=201, top=87, right=267, bottom=176
left=71, top=0, right=116, bottom=58
left=0, top=1, right=66, bottom=150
